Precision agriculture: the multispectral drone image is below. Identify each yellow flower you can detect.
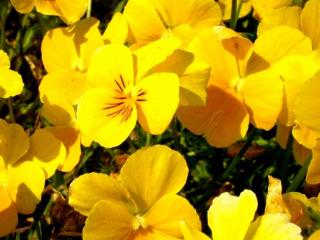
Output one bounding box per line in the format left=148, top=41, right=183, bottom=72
left=69, top=145, right=201, bottom=240
left=0, top=50, right=23, bottom=98
left=123, top=0, right=222, bottom=47
left=10, top=0, right=88, bottom=24
left=77, top=40, right=180, bottom=148
left=0, top=119, right=45, bottom=237
left=178, top=26, right=312, bottom=147
left=252, top=0, right=293, bottom=20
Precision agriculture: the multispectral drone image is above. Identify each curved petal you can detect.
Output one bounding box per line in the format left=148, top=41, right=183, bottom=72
left=292, top=123, right=320, bottom=149
left=301, top=0, right=320, bottom=49
left=244, top=213, right=302, bottom=240
left=306, top=147, right=320, bottom=184
left=21, top=129, right=66, bottom=179
left=208, top=190, right=258, bottom=240
left=83, top=200, right=135, bottom=240
left=136, top=72, right=179, bottom=134
left=103, top=13, right=128, bottom=44
left=218, top=0, right=252, bottom=20
left=294, top=71, right=320, bottom=132
left=10, top=0, right=35, bottom=13
left=69, top=173, right=130, bottom=216
left=241, top=69, right=283, bottom=130
left=120, top=145, right=188, bottom=212
left=0, top=68, right=24, bottom=98
left=309, top=230, right=320, bottom=240
left=87, top=44, right=134, bottom=89
left=7, top=161, right=45, bottom=215
left=292, top=141, right=311, bottom=166
left=178, top=85, right=249, bottom=148
left=180, top=221, right=211, bottom=240
left=55, top=0, right=88, bottom=24
left=77, top=88, right=137, bottom=148
left=0, top=186, right=17, bottom=237
left=276, top=123, right=291, bottom=149
left=46, top=126, right=81, bottom=172
left=144, top=195, right=201, bottom=238
left=34, top=0, right=60, bottom=15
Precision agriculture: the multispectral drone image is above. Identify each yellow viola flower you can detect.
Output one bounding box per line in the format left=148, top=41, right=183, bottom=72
left=69, top=145, right=201, bottom=240
left=217, top=0, right=252, bottom=21
left=178, top=26, right=311, bottom=147
left=123, top=0, right=222, bottom=47
left=77, top=40, right=180, bottom=148
left=0, top=119, right=45, bottom=237
left=0, top=50, right=23, bottom=98
left=10, top=0, right=88, bottom=24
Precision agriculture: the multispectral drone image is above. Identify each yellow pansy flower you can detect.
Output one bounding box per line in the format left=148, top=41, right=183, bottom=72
left=69, top=145, right=201, bottom=240
left=178, top=26, right=311, bottom=147
left=123, top=0, right=222, bottom=47
left=0, top=119, right=45, bottom=236
left=0, top=50, right=23, bottom=98
left=77, top=40, right=180, bottom=148
left=10, top=0, right=88, bottom=24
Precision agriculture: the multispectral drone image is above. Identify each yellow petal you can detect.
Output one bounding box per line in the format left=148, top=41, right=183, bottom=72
left=136, top=73, right=179, bottom=134
left=46, top=126, right=81, bottom=172
left=34, top=0, right=60, bottom=15
left=41, top=17, right=103, bottom=73
left=0, top=50, right=10, bottom=68
left=241, top=69, right=283, bottom=130
left=40, top=87, right=76, bottom=126
left=276, top=123, right=291, bottom=149
left=257, top=6, right=301, bottom=36
left=178, top=85, right=249, bottom=148
left=293, top=140, right=311, bottom=166
left=120, top=145, right=188, bottom=212
left=87, top=44, right=134, bottom=89
left=301, top=0, right=320, bottom=49
left=0, top=68, right=24, bottom=98
left=218, top=0, right=252, bottom=20
left=69, top=173, right=130, bottom=216
left=10, top=0, right=35, bottom=13
left=22, top=129, right=66, bottom=178
left=252, top=0, right=293, bottom=19
left=294, top=71, right=320, bottom=132
left=83, top=200, right=135, bottom=240
left=309, top=230, right=320, bottom=240
left=275, top=55, right=320, bottom=126
left=180, top=221, right=211, bottom=240
left=54, top=0, right=88, bottom=24
left=208, top=190, right=258, bottom=240
left=77, top=88, right=137, bottom=148
left=244, top=213, right=302, bottom=240
left=0, top=186, right=17, bottom=237
left=103, top=12, right=128, bottom=44
left=144, top=194, right=201, bottom=238
left=292, top=123, right=320, bottom=149
left=265, top=176, right=287, bottom=214
left=7, top=161, right=45, bottom=214
left=306, top=147, right=320, bottom=184
left=248, top=26, right=312, bottom=73
left=133, top=37, right=181, bottom=80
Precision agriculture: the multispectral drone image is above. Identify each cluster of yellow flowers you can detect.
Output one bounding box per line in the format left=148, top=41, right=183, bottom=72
left=0, top=0, right=320, bottom=238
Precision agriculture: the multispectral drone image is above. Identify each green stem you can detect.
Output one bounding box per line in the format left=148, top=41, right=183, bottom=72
left=35, top=220, right=42, bottom=240
left=86, top=0, right=92, bottom=18
left=286, top=155, right=312, bottom=192
left=280, top=133, right=294, bottom=182
left=145, top=133, right=151, bottom=146
left=230, top=0, right=238, bottom=29
left=222, top=128, right=260, bottom=179
left=0, top=1, right=8, bottom=49
left=7, top=97, right=15, bottom=123
left=171, top=117, right=181, bottom=152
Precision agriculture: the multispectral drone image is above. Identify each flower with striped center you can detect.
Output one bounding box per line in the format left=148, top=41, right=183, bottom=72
left=77, top=40, right=180, bottom=148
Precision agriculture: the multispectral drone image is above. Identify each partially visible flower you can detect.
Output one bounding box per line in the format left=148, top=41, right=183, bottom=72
left=0, top=50, right=23, bottom=98
left=123, top=0, right=222, bottom=48
left=10, top=0, right=88, bottom=24
left=217, top=0, right=252, bottom=21
left=77, top=40, right=180, bottom=148
left=69, top=145, right=201, bottom=240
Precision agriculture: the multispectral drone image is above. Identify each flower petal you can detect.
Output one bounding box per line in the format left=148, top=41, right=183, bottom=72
left=180, top=221, right=211, bottom=240
left=120, top=145, right=188, bottom=212
left=77, top=88, right=137, bottom=148
left=69, top=173, right=130, bottom=216
left=54, top=0, right=88, bottom=24
left=144, top=195, right=201, bottom=238
left=0, top=186, right=17, bottom=237
left=301, top=0, right=320, bottom=49
left=178, top=85, right=249, bottom=148
left=10, top=0, right=35, bottom=13
left=241, top=69, right=283, bottom=130
left=0, top=68, right=24, bottom=98
left=136, top=73, right=179, bottom=134
left=306, top=146, right=320, bottom=184
left=83, top=200, right=135, bottom=240
left=103, top=12, right=128, bottom=44
left=7, top=161, right=45, bottom=214
left=208, top=190, right=257, bottom=240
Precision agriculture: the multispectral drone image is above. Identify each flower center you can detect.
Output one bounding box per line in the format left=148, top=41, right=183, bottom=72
left=132, top=215, right=148, bottom=231
left=229, top=76, right=244, bottom=93
left=73, top=58, right=85, bottom=73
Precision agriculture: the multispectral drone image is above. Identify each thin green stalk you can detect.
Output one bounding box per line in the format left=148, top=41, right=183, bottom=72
left=230, top=0, right=238, bottom=29
left=171, top=117, right=181, bottom=152
left=280, top=134, right=294, bottom=182
left=34, top=220, right=42, bottom=240
left=0, top=1, right=8, bottom=49
left=286, top=155, right=312, bottom=192
left=145, top=133, right=151, bottom=146
left=222, top=128, right=260, bottom=179
left=86, top=0, right=92, bottom=18
left=7, top=97, right=15, bottom=123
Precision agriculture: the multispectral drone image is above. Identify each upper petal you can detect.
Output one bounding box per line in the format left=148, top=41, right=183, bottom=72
left=10, top=0, right=35, bottom=13
left=301, top=0, right=320, bottom=49
left=0, top=186, right=17, bottom=237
